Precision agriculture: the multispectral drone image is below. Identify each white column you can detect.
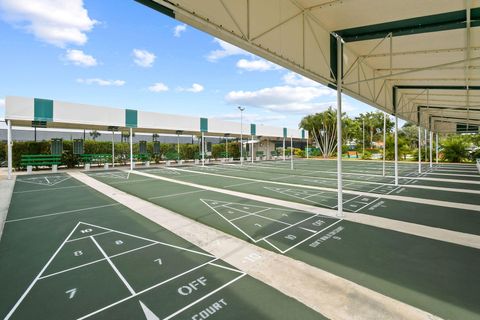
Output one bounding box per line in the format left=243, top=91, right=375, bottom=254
left=251, top=135, right=254, bottom=163
left=7, top=120, right=12, bottom=180
left=394, top=115, right=398, bottom=186
left=306, top=135, right=309, bottom=159
left=362, top=118, right=365, bottom=155
left=225, top=137, right=228, bottom=159
left=435, top=133, right=439, bottom=164
left=418, top=126, right=421, bottom=174
left=429, top=131, right=433, bottom=168
left=112, top=130, right=115, bottom=168
left=177, top=134, right=180, bottom=161
left=201, top=132, right=205, bottom=166
left=129, top=127, right=133, bottom=171
left=424, top=129, right=428, bottom=162
left=290, top=135, right=293, bottom=170
left=267, top=138, right=269, bottom=160
left=336, top=36, right=343, bottom=216
left=382, top=113, right=386, bottom=176
left=283, top=138, right=286, bottom=161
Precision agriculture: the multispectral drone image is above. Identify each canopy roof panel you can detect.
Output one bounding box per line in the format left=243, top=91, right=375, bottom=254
left=137, top=0, right=480, bottom=133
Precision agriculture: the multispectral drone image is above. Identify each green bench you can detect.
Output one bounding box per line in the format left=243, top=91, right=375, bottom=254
left=21, top=154, right=62, bottom=172
left=80, top=154, right=112, bottom=165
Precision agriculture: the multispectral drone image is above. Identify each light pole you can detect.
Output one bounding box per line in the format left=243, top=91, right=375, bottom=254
left=238, top=106, right=245, bottom=165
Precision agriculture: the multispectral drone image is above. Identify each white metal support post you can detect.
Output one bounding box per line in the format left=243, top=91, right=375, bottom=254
left=7, top=120, right=12, bottom=180
left=336, top=35, right=343, bottom=217
left=225, top=136, right=228, bottom=160
left=362, top=118, right=365, bottom=156
left=201, top=131, right=205, bottom=167
left=436, top=133, right=439, bottom=164
left=429, top=131, right=433, bottom=168
left=129, top=127, right=133, bottom=171
left=306, top=135, right=309, bottom=159
left=394, top=114, right=399, bottom=186
left=382, top=113, right=386, bottom=176
left=290, top=135, right=293, bottom=170
left=238, top=106, right=244, bottom=166
left=424, top=129, right=428, bottom=162
left=111, top=130, right=115, bottom=168
left=251, top=135, right=254, bottom=164
left=177, top=134, right=180, bottom=161
left=418, top=126, right=421, bottom=174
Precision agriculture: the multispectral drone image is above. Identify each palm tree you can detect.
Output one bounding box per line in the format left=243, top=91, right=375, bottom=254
left=89, top=130, right=101, bottom=141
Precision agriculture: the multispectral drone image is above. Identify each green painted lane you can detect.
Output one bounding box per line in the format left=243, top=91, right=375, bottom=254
left=140, top=169, right=480, bottom=236
left=166, top=165, right=480, bottom=205
left=0, top=173, right=323, bottom=320
left=91, top=172, right=480, bottom=320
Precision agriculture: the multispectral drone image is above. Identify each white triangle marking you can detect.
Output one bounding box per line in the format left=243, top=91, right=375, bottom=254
left=139, top=301, right=160, bottom=320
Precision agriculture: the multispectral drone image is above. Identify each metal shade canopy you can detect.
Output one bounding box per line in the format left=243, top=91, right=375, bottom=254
left=137, top=0, right=480, bottom=133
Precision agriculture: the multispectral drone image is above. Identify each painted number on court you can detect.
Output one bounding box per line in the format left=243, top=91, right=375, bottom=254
left=254, top=223, right=262, bottom=228
left=80, top=229, right=93, bottom=234
left=243, top=252, right=262, bottom=263
left=115, top=240, right=124, bottom=245
left=73, top=250, right=83, bottom=257
left=285, top=234, right=296, bottom=240
left=154, top=258, right=163, bottom=265
left=65, top=288, right=77, bottom=299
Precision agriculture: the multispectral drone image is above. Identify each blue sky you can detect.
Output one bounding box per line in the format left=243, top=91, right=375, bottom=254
left=0, top=0, right=378, bottom=129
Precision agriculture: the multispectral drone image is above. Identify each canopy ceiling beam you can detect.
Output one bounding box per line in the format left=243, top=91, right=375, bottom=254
left=335, top=7, right=480, bottom=42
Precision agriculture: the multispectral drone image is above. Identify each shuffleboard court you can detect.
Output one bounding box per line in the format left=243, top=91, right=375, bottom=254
left=0, top=173, right=324, bottom=320
left=88, top=170, right=480, bottom=320
left=129, top=166, right=480, bottom=235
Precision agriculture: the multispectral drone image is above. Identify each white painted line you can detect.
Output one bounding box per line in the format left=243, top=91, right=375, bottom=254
left=66, top=230, right=113, bottom=242
left=5, top=203, right=121, bottom=223
left=299, top=227, right=318, bottom=233
left=224, top=181, right=259, bottom=188
left=201, top=199, right=258, bottom=243
left=354, top=198, right=382, bottom=213
left=76, top=258, right=219, bottom=320
left=208, top=262, right=244, bottom=274
left=39, top=243, right=158, bottom=279
left=3, top=222, right=82, bottom=320
left=13, top=184, right=85, bottom=194
left=162, top=273, right=247, bottom=320
left=80, top=221, right=215, bottom=258
left=148, top=189, right=206, bottom=200
left=281, top=219, right=344, bottom=254
left=91, top=236, right=136, bottom=295
left=166, top=168, right=480, bottom=211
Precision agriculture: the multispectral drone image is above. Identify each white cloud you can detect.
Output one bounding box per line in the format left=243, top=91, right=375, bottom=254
left=236, top=59, right=282, bottom=72
left=0, top=0, right=97, bottom=47
left=64, top=49, right=97, bottom=67
left=77, top=78, right=125, bottom=86
left=173, top=24, right=186, bottom=37
left=206, top=38, right=251, bottom=62
left=282, top=72, right=321, bottom=87
left=148, top=82, right=169, bottom=92
left=225, top=85, right=336, bottom=113
left=0, top=98, right=5, bottom=108
left=177, top=83, right=204, bottom=93
left=133, top=49, right=156, bottom=68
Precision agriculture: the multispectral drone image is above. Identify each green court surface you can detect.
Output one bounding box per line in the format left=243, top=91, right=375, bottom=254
left=88, top=167, right=480, bottom=320
left=132, top=165, right=480, bottom=236
left=0, top=173, right=324, bottom=320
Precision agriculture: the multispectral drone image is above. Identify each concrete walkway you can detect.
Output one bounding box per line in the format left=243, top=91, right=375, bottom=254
left=0, top=177, right=15, bottom=241
left=132, top=169, right=480, bottom=250
left=69, top=171, right=441, bottom=320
